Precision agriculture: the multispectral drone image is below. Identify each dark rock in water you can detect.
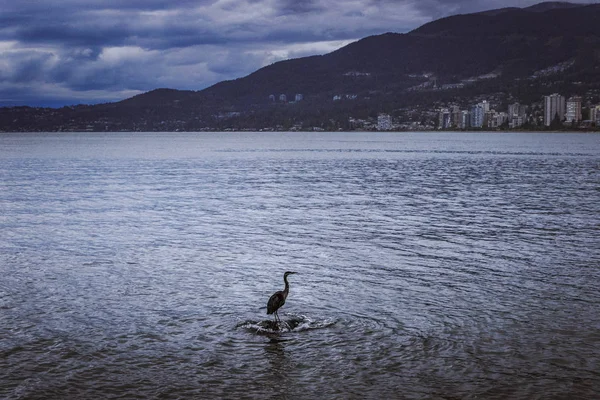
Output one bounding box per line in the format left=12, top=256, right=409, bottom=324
left=286, top=317, right=303, bottom=330
left=254, top=320, right=283, bottom=332
left=257, top=318, right=301, bottom=332
left=263, top=320, right=280, bottom=331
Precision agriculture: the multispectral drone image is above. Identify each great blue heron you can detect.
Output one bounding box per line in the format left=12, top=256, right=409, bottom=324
left=267, top=271, right=297, bottom=324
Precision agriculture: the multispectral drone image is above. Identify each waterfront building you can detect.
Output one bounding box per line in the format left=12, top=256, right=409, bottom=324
left=268, top=94, right=275, bottom=102
left=438, top=108, right=451, bottom=129
left=295, top=94, right=303, bottom=102
left=544, top=93, right=565, bottom=126
left=377, top=114, right=392, bottom=131
left=459, top=110, right=470, bottom=129
left=470, top=103, right=486, bottom=128
left=488, top=111, right=508, bottom=128
left=485, top=111, right=495, bottom=127
left=498, top=112, right=508, bottom=126
left=508, top=102, right=527, bottom=128
left=508, top=102, right=526, bottom=118
left=565, top=96, right=582, bottom=124
left=279, top=94, right=287, bottom=102
left=509, top=116, right=526, bottom=129
left=594, top=105, right=600, bottom=126
left=480, top=100, right=490, bottom=113
left=450, top=106, right=461, bottom=128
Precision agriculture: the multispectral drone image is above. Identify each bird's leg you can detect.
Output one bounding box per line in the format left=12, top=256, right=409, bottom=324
left=274, top=311, right=282, bottom=329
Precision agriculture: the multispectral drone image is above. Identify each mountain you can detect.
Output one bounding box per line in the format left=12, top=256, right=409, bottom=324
left=197, top=1, right=600, bottom=101
left=524, top=1, right=584, bottom=12
left=2, top=2, right=600, bottom=132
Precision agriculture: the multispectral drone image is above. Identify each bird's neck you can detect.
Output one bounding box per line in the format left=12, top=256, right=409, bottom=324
left=283, top=275, right=290, bottom=294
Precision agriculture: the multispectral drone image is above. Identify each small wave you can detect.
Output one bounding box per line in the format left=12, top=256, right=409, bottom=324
left=237, top=314, right=336, bottom=335
left=81, top=259, right=115, bottom=267
left=214, top=148, right=594, bottom=157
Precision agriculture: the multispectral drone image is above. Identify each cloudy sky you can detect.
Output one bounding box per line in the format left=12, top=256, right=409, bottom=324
left=0, top=0, right=595, bottom=107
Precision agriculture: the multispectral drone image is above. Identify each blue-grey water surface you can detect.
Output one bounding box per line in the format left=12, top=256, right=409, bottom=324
left=1, top=131, right=599, bottom=399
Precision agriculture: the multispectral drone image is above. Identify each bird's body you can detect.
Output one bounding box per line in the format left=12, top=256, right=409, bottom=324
left=267, top=291, right=287, bottom=315
left=267, top=271, right=296, bottom=324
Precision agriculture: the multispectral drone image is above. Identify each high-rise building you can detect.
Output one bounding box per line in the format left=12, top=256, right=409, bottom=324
left=459, top=110, right=470, bottom=129
left=508, top=102, right=526, bottom=118
left=565, top=96, right=582, bottom=124
left=594, top=105, right=600, bottom=126
left=508, top=102, right=527, bottom=128
left=471, top=103, right=486, bottom=128
left=480, top=100, right=490, bottom=113
left=295, top=94, right=303, bottom=102
left=438, top=108, right=451, bottom=129
left=488, top=112, right=508, bottom=128
left=279, top=94, right=287, bottom=102
left=450, top=106, right=461, bottom=128
left=544, top=93, right=566, bottom=126
left=377, top=114, right=392, bottom=131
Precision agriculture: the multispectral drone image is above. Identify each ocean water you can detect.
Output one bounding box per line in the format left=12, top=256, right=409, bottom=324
left=1, top=131, right=599, bottom=399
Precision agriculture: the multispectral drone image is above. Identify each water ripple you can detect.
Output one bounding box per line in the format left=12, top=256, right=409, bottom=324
left=1, top=131, right=599, bottom=399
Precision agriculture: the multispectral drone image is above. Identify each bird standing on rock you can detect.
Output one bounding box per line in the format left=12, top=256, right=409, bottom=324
left=267, top=271, right=297, bottom=324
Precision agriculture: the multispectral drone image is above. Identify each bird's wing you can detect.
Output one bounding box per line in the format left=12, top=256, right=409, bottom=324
left=267, top=291, right=285, bottom=314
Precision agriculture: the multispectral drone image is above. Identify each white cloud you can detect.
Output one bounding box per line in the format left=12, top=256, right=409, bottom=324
left=99, top=46, right=156, bottom=64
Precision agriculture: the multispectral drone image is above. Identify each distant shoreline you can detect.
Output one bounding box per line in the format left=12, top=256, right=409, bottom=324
left=1, top=129, right=599, bottom=134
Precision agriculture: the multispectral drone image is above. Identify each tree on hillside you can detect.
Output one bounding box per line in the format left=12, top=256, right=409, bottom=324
left=549, top=112, right=563, bottom=130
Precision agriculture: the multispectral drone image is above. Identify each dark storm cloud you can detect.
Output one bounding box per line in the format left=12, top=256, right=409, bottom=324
left=9, top=53, right=55, bottom=84
left=276, top=0, right=326, bottom=15
left=380, top=0, right=594, bottom=20
left=405, top=0, right=509, bottom=19
left=0, top=0, right=596, bottom=106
